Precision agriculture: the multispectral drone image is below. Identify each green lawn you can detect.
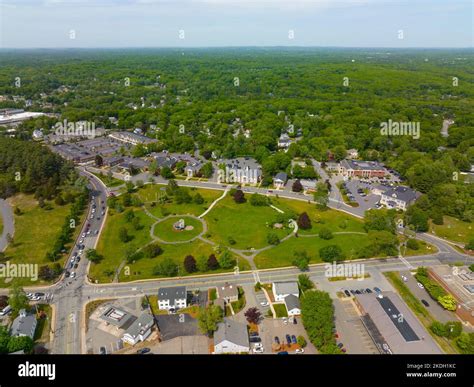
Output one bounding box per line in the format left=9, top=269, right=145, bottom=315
left=1, top=195, right=73, bottom=286
left=153, top=216, right=203, bottom=242
left=429, top=216, right=474, bottom=245
left=92, top=172, right=124, bottom=188
left=204, top=196, right=291, bottom=250
left=273, top=303, right=288, bottom=318
left=254, top=233, right=371, bottom=269
left=138, top=184, right=221, bottom=217
left=271, top=197, right=366, bottom=235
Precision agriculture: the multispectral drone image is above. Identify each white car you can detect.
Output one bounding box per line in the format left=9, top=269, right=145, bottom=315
left=283, top=319, right=289, bottom=325
left=401, top=275, right=408, bottom=282
left=70, top=272, right=76, bottom=279
left=253, top=346, right=264, bottom=353
left=260, top=301, right=269, bottom=307
left=295, top=348, right=305, bottom=354
left=417, top=282, right=424, bottom=289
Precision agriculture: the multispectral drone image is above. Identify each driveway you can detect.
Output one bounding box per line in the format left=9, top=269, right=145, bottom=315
left=156, top=314, right=201, bottom=341
left=149, top=335, right=209, bottom=354
left=0, top=199, right=14, bottom=252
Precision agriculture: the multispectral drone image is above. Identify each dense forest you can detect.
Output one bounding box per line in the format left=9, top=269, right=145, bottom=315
left=0, top=48, right=472, bottom=221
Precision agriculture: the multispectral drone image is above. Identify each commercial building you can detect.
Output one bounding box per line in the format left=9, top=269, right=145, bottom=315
left=121, top=313, right=154, bottom=345
left=339, top=160, right=386, bottom=179
left=109, top=131, right=157, bottom=146
left=380, top=186, right=418, bottom=211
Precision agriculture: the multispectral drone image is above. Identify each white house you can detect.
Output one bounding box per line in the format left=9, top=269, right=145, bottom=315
left=214, top=319, right=250, bottom=354
left=273, top=172, right=288, bottom=189
left=284, top=295, right=301, bottom=316
left=380, top=186, right=418, bottom=211
left=157, top=286, right=187, bottom=311
left=272, top=281, right=299, bottom=302
left=121, top=313, right=154, bottom=345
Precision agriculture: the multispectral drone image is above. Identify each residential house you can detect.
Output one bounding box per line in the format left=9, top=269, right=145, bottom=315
left=216, top=283, right=239, bottom=303
left=158, top=286, right=187, bottom=311
left=214, top=319, right=250, bottom=354
left=10, top=309, right=37, bottom=339
left=273, top=172, right=288, bottom=189
left=346, top=149, right=359, bottom=159
left=284, top=294, right=301, bottom=316
left=277, top=133, right=292, bottom=150
left=109, top=131, right=157, bottom=146
left=300, top=179, right=317, bottom=192
left=380, top=186, right=418, bottom=211
left=121, top=313, right=154, bottom=345
left=272, top=281, right=299, bottom=302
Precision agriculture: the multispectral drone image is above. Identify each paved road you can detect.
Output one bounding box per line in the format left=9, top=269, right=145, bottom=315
left=0, top=198, right=14, bottom=252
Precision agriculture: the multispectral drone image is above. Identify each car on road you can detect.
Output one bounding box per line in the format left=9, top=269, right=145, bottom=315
left=421, top=299, right=430, bottom=307
left=344, top=290, right=351, bottom=297
left=137, top=348, right=151, bottom=354
left=295, top=348, right=305, bottom=354
left=417, top=282, right=424, bottom=289
left=401, top=275, right=408, bottom=282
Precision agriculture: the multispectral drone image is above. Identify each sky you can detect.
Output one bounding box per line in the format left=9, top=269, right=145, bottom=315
left=0, top=0, right=472, bottom=48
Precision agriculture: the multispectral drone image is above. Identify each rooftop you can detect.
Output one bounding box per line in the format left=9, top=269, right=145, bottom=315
left=158, top=286, right=187, bottom=302
left=273, top=281, right=299, bottom=296
left=214, top=318, right=249, bottom=348
left=382, top=186, right=418, bottom=203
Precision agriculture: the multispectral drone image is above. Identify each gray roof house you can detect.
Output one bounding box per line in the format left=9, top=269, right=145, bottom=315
left=216, top=283, right=239, bottom=303
left=122, top=313, right=154, bottom=345
left=273, top=172, right=288, bottom=188
left=10, top=309, right=37, bottom=339
left=214, top=319, right=250, bottom=354
left=272, top=281, right=299, bottom=302
left=380, top=186, right=418, bottom=211
left=284, top=295, right=301, bottom=316
left=158, top=286, right=187, bottom=311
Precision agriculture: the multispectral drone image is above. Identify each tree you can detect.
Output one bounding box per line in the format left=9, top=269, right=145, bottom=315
left=193, top=193, right=204, bottom=204
left=0, top=295, right=8, bottom=309
left=297, top=212, right=311, bottom=230
left=249, top=193, right=268, bottom=206
left=297, top=335, right=307, bottom=348
left=298, top=274, right=314, bottom=292
left=219, top=250, right=235, bottom=269
left=292, top=179, right=303, bottom=192
left=465, top=239, right=474, bottom=251
left=267, top=233, right=280, bottom=245
left=207, top=254, right=219, bottom=270
left=318, top=227, right=333, bottom=240
left=233, top=189, right=245, bottom=204
left=364, top=209, right=396, bottom=233
left=142, top=243, right=163, bottom=258
left=406, top=207, right=429, bottom=232
left=406, top=238, right=419, bottom=250
left=95, top=154, right=103, bottom=167
left=160, top=166, right=175, bottom=179
left=198, top=305, right=224, bottom=336
left=8, top=284, right=29, bottom=313
left=86, top=249, right=103, bottom=263
left=319, top=245, right=344, bottom=262
left=184, top=255, right=197, bottom=273
left=437, top=295, right=457, bottom=311
left=201, top=162, right=214, bottom=178
left=118, top=227, right=130, bottom=243
left=7, top=336, right=34, bottom=354
left=244, top=307, right=262, bottom=324
left=153, top=257, right=178, bottom=277
left=293, top=250, right=310, bottom=271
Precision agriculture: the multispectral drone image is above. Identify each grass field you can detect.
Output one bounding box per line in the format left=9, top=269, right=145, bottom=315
left=429, top=216, right=474, bottom=245
left=1, top=195, right=73, bottom=286
left=92, top=172, right=124, bottom=188
left=153, top=216, right=203, bottom=242
left=138, top=184, right=221, bottom=218
left=204, top=196, right=291, bottom=249
left=271, top=197, right=366, bottom=235
left=254, top=233, right=371, bottom=269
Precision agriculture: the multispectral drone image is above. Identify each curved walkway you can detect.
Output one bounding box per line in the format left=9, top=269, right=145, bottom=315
left=0, top=198, right=14, bottom=252
left=198, top=187, right=229, bottom=218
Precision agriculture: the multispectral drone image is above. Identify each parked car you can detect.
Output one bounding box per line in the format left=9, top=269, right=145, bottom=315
left=421, top=299, right=430, bottom=307
left=344, top=290, right=351, bottom=297
left=291, top=335, right=297, bottom=344
left=293, top=318, right=297, bottom=325
left=337, top=342, right=344, bottom=349
left=0, top=306, right=12, bottom=316
left=295, top=348, right=304, bottom=354
left=260, top=301, right=269, bottom=307
left=366, top=288, right=372, bottom=294
left=253, top=346, right=264, bottom=353
left=374, top=287, right=382, bottom=293
left=350, top=290, right=356, bottom=295
left=249, top=336, right=261, bottom=343
left=137, top=348, right=151, bottom=355
left=99, top=346, right=107, bottom=355
left=355, top=290, right=361, bottom=295
left=285, top=334, right=291, bottom=345
left=277, top=351, right=288, bottom=355
left=249, top=332, right=259, bottom=337
left=274, top=336, right=280, bottom=344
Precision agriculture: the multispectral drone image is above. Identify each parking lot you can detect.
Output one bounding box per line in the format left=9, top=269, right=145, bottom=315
left=149, top=335, right=209, bottom=354
left=156, top=314, right=201, bottom=341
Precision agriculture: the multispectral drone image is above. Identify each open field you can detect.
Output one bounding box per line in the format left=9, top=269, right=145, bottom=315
left=1, top=195, right=73, bottom=286
left=254, top=233, right=371, bottom=269
left=429, top=216, right=474, bottom=245
left=204, top=196, right=291, bottom=249
left=153, top=216, right=203, bottom=242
